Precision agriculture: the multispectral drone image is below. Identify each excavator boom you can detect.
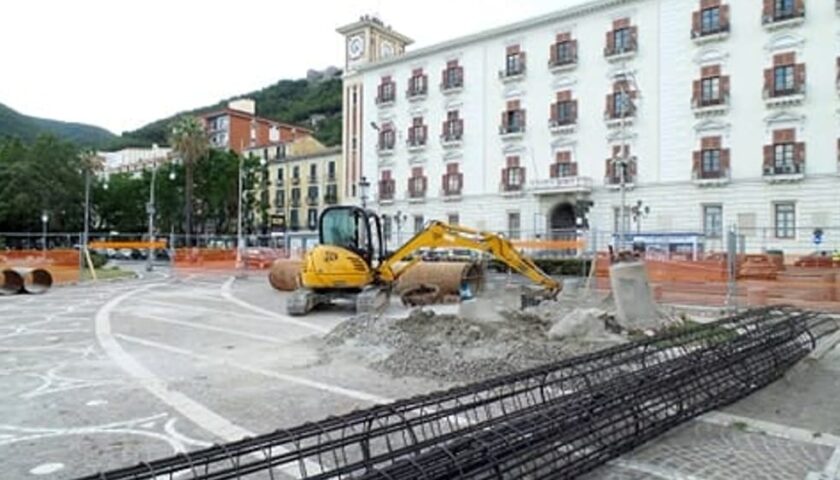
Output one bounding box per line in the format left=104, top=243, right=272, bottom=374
left=377, top=221, right=560, bottom=294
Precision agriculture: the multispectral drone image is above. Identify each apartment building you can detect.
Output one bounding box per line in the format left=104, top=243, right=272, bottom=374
left=245, top=138, right=343, bottom=233
left=202, top=99, right=313, bottom=154
left=338, top=0, right=840, bottom=252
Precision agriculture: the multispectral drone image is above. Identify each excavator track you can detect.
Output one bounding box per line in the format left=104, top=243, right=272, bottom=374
left=286, top=288, right=319, bottom=316
left=355, top=286, right=390, bottom=314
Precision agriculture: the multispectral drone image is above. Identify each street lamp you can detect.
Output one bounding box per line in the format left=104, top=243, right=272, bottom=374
left=237, top=155, right=267, bottom=269
left=146, top=144, right=160, bottom=272
left=609, top=66, right=640, bottom=252
left=359, top=176, right=370, bottom=209
left=41, top=212, right=49, bottom=254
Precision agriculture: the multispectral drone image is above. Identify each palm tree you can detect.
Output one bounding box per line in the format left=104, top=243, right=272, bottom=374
left=169, top=116, right=208, bottom=247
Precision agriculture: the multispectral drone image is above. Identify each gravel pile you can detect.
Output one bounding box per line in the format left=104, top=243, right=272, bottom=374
left=322, top=308, right=613, bottom=383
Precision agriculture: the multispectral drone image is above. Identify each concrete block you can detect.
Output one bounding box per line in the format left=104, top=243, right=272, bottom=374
left=608, top=261, right=662, bottom=330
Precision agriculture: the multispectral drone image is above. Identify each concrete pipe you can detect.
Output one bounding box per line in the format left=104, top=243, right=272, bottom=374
left=11, top=268, right=53, bottom=294
left=396, top=261, right=485, bottom=301
left=0, top=269, right=24, bottom=295
left=268, top=259, right=302, bottom=292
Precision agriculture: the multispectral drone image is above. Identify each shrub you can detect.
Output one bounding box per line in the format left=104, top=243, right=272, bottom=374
left=88, top=251, right=108, bottom=269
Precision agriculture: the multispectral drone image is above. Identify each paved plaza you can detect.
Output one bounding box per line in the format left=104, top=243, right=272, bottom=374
left=1, top=267, right=839, bottom=479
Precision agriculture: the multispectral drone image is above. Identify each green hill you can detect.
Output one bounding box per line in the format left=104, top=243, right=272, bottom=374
left=125, top=73, right=343, bottom=147
left=0, top=102, right=117, bottom=148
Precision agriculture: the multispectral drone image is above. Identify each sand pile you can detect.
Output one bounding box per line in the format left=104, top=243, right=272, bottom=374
left=322, top=306, right=622, bottom=383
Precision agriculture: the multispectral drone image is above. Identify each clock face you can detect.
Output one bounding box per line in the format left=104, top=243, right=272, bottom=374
left=348, top=35, right=365, bottom=60
left=380, top=40, right=395, bottom=58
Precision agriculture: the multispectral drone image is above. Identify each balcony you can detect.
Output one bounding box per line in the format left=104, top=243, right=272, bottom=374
left=764, top=85, right=806, bottom=109
left=548, top=57, right=577, bottom=74
left=325, top=174, right=337, bottom=184
left=691, top=24, right=730, bottom=45
left=549, top=118, right=577, bottom=136
left=378, top=143, right=396, bottom=157
left=324, top=194, right=338, bottom=205
left=605, top=112, right=635, bottom=129
left=692, top=94, right=729, bottom=117
left=764, top=162, right=805, bottom=183
left=762, top=9, right=805, bottom=31
left=407, top=190, right=426, bottom=204
left=499, top=123, right=525, bottom=141
left=407, top=86, right=428, bottom=102
left=442, top=189, right=462, bottom=202
left=308, top=176, right=318, bottom=184
left=407, top=138, right=427, bottom=153
left=290, top=198, right=301, bottom=208
left=692, top=168, right=730, bottom=187
left=306, top=196, right=319, bottom=206
left=604, top=44, right=637, bottom=63
left=530, top=176, right=593, bottom=195
left=375, top=93, right=396, bottom=108
left=441, top=133, right=463, bottom=149
left=499, top=65, right=526, bottom=83
left=291, top=177, right=300, bottom=185
left=440, top=81, right=464, bottom=95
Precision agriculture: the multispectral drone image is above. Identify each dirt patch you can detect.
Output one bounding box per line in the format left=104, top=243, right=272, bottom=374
left=321, top=304, right=624, bottom=383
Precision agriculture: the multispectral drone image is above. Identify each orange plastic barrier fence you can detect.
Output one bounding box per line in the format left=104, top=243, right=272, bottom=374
left=172, top=248, right=238, bottom=271
left=88, top=241, right=167, bottom=250
left=591, top=252, right=840, bottom=313
left=0, top=249, right=80, bottom=284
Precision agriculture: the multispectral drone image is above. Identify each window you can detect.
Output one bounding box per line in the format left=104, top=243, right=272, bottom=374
left=774, top=203, right=795, bottom=239
left=701, top=7, right=721, bottom=33
left=443, top=111, right=463, bottom=141
left=328, top=161, right=336, bottom=180
left=291, top=187, right=301, bottom=205
left=309, top=164, right=317, bottom=181
left=774, top=143, right=795, bottom=170
left=408, top=70, right=428, bottom=97
left=378, top=77, right=396, bottom=104
left=443, top=163, right=463, bottom=196
left=448, top=213, right=460, bottom=226
left=408, top=167, right=427, bottom=198
left=277, top=167, right=284, bottom=182
left=703, top=205, right=723, bottom=239
left=554, top=101, right=575, bottom=125
left=442, top=61, right=464, bottom=90
left=275, top=190, right=285, bottom=207
left=307, top=209, right=318, bottom=230
left=307, top=185, right=319, bottom=200
left=553, top=41, right=575, bottom=65
left=502, top=157, right=525, bottom=191
left=408, top=117, right=427, bottom=146
left=503, top=108, right=525, bottom=133
left=701, top=77, right=721, bottom=105
left=507, top=212, right=521, bottom=240
left=289, top=209, right=300, bottom=230
left=505, top=51, right=524, bottom=76
left=325, top=184, right=338, bottom=203
left=774, top=65, right=795, bottom=94
left=379, top=171, right=395, bottom=200
left=414, top=215, right=424, bottom=234
left=614, top=91, right=632, bottom=117
left=774, top=0, right=794, bottom=19
left=293, top=166, right=300, bottom=180
left=614, top=28, right=632, bottom=53
left=379, top=126, right=396, bottom=150
left=701, top=149, right=721, bottom=174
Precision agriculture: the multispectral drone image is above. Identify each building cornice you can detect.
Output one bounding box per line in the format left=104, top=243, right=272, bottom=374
left=353, top=0, right=635, bottom=74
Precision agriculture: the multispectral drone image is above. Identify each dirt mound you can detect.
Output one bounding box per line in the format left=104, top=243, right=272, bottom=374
left=322, top=308, right=618, bottom=383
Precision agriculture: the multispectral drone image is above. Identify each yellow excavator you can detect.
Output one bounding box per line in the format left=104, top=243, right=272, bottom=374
left=286, top=205, right=561, bottom=315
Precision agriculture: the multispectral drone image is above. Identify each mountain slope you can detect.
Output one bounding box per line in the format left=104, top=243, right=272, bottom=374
left=0, top=102, right=117, bottom=148
left=125, top=73, right=343, bottom=147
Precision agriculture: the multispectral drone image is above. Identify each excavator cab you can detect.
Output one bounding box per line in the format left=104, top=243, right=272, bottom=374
left=319, top=206, right=384, bottom=268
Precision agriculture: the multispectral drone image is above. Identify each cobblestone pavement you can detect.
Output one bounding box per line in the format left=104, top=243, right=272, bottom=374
left=1, top=266, right=839, bottom=479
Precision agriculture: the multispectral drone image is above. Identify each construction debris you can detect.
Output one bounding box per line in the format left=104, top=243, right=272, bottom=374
left=322, top=303, right=623, bottom=383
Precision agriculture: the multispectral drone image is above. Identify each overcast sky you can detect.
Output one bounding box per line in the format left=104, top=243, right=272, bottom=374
left=0, top=0, right=583, bottom=134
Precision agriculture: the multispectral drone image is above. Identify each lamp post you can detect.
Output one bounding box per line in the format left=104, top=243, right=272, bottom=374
left=81, top=161, right=92, bottom=273
left=610, top=66, right=640, bottom=252
left=359, top=176, right=370, bottom=209
left=41, top=212, right=49, bottom=254
left=146, top=144, right=160, bottom=272
left=237, top=155, right=267, bottom=269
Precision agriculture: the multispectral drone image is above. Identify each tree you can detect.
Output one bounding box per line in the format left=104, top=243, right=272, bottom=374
left=169, top=116, right=208, bottom=246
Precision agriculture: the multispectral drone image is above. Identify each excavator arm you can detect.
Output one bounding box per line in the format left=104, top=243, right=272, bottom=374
left=377, top=221, right=561, bottom=294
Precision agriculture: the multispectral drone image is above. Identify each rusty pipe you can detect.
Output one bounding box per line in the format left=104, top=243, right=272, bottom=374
left=1, top=268, right=53, bottom=295
left=0, top=269, right=24, bottom=295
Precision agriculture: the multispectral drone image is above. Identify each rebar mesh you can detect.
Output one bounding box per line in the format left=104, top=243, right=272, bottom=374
left=76, top=307, right=836, bottom=480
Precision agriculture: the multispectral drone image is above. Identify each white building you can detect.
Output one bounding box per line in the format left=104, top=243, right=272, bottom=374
left=338, top=1, right=840, bottom=253
left=100, top=146, right=172, bottom=176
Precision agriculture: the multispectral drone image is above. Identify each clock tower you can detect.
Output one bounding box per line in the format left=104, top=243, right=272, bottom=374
left=337, top=16, right=413, bottom=202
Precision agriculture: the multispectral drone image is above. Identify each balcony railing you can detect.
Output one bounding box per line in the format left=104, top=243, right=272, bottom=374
left=763, top=8, right=805, bottom=28
left=291, top=177, right=300, bottom=185
left=499, top=64, right=526, bottom=80
left=306, top=196, right=319, bottom=206
left=376, top=90, right=396, bottom=106
left=290, top=198, right=301, bottom=207
left=324, top=194, right=338, bottom=205
left=764, top=162, right=804, bottom=177
left=378, top=142, right=396, bottom=155
left=407, top=85, right=428, bottom=99
left=499, top=123, right=526, bottom=136
left=604, top=41, right=637, bottom=60
left=764, top=83, right=806, bottom=108
left=548, top=56, right=577, bottom=70
left=691, top=22, right=730, bottom=40
left=308, top=176, right=318, bottom=184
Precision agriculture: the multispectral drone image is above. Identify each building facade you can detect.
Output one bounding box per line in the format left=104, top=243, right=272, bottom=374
left=246, top=138, right=343, bottom=233
left=202, top=99, right=313, bottom=154
left=339, top=0, right=840, bottom=253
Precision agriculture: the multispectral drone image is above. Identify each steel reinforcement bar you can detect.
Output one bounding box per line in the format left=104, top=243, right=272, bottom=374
left=76, top=307, right=836, bottom=480
left=360, top=311, right=835, bottom=479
